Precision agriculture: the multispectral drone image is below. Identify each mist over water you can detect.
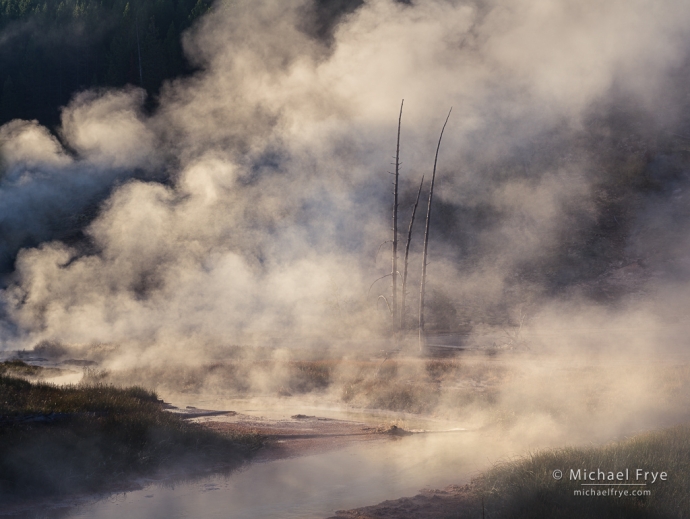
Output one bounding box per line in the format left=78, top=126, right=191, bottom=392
left=57, top=431, right=530, bottom=519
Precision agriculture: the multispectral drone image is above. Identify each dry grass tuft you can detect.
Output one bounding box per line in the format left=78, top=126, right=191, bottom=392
left=0, top=374, right=261, bottom=503
left=478, top=424, right=690, bottom=518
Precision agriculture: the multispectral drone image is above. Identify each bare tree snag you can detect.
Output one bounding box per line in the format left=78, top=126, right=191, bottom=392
left=391, top=99, right=403, bottom=332
left=369, top=273, right=393, bottom=296
left=419, top=108, right=452, bottom=351
left=400, top=173, right=424, bottom=331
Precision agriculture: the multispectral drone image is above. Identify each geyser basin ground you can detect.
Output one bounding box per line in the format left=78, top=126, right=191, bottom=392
left=32, top=406, right=690, bottom=519
left=4, top=350, right=690, bottom=518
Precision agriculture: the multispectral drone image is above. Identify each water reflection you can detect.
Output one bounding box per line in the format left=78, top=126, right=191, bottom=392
left=5, top=401, right=560, bottom=519
left=65, top=433, right=488, bottom=519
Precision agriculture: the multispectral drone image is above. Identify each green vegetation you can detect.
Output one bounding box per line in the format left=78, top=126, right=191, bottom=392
left=476, top=424, right=690, bottom=518
left=0, top=371, right=261, bottom=502
left=0, top=0, right=214, bottom=126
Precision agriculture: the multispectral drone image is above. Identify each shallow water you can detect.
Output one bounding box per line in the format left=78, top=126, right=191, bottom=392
left=47, top=391, right=630, bottom=519
left=53, top=397, right=512, bottom=519
left=64, top=432, right=492, bottom=519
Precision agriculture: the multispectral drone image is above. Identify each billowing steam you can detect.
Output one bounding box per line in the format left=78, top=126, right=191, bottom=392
left=1, top=0, right=690, bottom=370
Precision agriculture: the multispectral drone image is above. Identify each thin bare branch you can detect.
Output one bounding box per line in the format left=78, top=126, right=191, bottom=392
left=377, top=295, right=393, bottom=315
left=368, top=273, right=393, bottom=296
left=391, top=99, right=404, bottom=332
left=419, top=107, right=452, bottom=351
left=375, top=240, right=393, bottom=265
left=400, top=173, right=425, bottom=331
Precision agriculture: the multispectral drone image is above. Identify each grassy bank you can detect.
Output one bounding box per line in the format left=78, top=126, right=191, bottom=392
left=0, top=364, right=262, bottom=503
left=332, top=424, right=690, bottom=519
left=477, top=424, right=690, bottom=518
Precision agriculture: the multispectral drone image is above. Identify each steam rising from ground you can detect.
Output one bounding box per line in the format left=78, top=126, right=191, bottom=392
left=1, top=0, right=690, bottom=438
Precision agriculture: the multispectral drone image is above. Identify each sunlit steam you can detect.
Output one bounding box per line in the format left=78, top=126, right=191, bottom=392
left=1, top=0, right=690, bottom=446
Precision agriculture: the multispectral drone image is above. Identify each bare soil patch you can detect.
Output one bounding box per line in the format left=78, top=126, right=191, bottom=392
left=198, top=412, right=396, bottom=461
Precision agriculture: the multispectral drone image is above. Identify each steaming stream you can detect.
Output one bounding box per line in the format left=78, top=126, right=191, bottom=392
left=61, top=413, right=492, bottom=519
left=68, top=437, right=467, bottom=519
left=49, top=395, right=610, bottom=519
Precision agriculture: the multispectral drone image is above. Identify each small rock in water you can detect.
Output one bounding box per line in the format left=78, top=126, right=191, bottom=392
left=381, top=424, right=413, bottom=436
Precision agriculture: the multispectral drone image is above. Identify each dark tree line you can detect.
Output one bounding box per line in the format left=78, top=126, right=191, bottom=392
left=0, top=0, right=213, bottom=127
left=0, top=0, right=371, bottom=128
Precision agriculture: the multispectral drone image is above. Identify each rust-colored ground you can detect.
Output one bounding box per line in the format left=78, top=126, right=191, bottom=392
left=197, top=412, right=400, bottom=461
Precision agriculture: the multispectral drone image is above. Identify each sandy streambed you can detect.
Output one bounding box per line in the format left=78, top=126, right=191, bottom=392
left=196, top=411, right=403, bottom=461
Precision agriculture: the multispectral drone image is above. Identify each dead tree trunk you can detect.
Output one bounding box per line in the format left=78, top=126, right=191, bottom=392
left=400, top=173, right=424, bottom=331
left=419, top=108, right=452, bottom=351
left=391, top=99, right=403, bottom=333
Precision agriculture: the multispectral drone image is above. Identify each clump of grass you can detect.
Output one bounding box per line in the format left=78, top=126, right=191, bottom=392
left=96, top=361, right=253, bottom=394
left=287, top=360, right=338, bottom=393
left=478, top=424, right=690, bottom=518
left=0, top=374, right=261, bottom=503
left=0, top=375, right=160, bottom=417
left=340, top=361, right=442, bottom=413
left=367, top=381, right=440, bottom=414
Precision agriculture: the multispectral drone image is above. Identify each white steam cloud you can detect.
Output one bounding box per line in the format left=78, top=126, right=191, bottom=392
left=0, top=0, right=689, bottom=364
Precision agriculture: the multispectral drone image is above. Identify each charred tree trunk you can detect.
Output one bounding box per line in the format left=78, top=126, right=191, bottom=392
left=391, top=99, right=403, bottom=333
left=400, top=173, right=424, bottom=331
left=419, top=108, right=452, bottom=351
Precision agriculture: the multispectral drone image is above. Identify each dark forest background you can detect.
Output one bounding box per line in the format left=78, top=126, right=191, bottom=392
left=0, top=0, right=363, bottom=128
left=0, top=0, right=219, bottom=127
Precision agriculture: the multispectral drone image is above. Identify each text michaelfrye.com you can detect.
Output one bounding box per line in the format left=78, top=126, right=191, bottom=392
left=551, top=468, right=668, bottom=498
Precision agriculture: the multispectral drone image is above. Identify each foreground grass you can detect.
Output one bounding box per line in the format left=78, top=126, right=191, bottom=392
left=477, top=424, right=690, bottom=518
left=332, top=424, right=690, bottom=519
left=0, top=368, right=262, bottom=503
